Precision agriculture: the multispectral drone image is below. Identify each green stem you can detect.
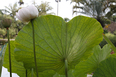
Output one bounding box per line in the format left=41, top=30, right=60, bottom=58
left=31, top=20, right=38, bottom=77
left=65, top=59, right=68, bottom=77
left=26, top=69, right=27, bottom=77
left=7, top=28, right=12, bottom=77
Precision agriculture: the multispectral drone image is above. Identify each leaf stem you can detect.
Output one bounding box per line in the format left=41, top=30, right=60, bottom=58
left=31, top=20, right=38, bottom=77
left=26, top=69, right=27, bottom=77
left=7, top=28, right=12, bottom=77
left=65, top=59, right=68, bottom=77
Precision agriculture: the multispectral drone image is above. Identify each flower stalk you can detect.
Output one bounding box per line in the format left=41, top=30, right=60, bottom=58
left=7, top=28, right=12, bottom=77
left=31, top=20, right=38, bottom=77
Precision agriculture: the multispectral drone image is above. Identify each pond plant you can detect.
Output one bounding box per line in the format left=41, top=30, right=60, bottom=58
left=0, top=4, right=116, bottom=77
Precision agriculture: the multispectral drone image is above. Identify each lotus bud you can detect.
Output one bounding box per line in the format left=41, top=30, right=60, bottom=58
left=1, top=18, right=12, bottom=28
left=16, top=5, right=38, bottom=22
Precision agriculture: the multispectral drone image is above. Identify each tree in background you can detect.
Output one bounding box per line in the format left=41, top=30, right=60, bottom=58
left=34, top=1, right=54, bottom=16
left=0, top=11, right=3, bottom=28
left=72, top=0, right=116, bottom=27
left=104, top=0, right=116, bottom=19
left=112, top=15, right=116, bottom=22
left=5, top=2, right=18, bottom=18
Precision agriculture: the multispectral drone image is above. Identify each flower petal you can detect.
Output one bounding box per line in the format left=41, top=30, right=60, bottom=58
left=27, top=5, right=38, bottom=19
left=16, top=12, right=24, bottom=22
left=18, top=8, right=31, bottom=22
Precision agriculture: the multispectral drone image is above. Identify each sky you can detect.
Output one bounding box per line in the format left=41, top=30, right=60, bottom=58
left=0, top=0, right=77, bottom=77
left=0, top=0, right=78, bottom=20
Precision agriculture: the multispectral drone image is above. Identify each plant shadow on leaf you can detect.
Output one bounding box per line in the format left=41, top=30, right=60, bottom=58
left=14, top=15, right=103, bottom=75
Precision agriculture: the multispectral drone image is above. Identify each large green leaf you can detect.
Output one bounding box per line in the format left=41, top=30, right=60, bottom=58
left=3, top=41, right=56, bottom=77
left=14, top=15, right=103, bottom=74
left=93, top=55, right=116, bottom=77
left=73, top=44, right=111, bottom=77
left=0, top=44, right=7, bottom=77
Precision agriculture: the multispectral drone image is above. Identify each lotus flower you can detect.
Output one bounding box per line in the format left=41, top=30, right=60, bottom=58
left=16, top=5, right=38, bottom=22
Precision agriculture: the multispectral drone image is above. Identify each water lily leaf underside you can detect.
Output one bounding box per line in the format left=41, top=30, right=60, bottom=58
left=15, top=15, right=103, bottom=74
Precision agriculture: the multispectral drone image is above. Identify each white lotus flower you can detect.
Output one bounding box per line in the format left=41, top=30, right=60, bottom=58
left=16, top=5, right=38, bottom=22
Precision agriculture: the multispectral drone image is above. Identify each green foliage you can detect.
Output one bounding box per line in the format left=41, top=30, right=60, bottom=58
left=0, top=14, right=13, bottom=21
left=73, top=44, right=111, bottom=77
left=93, top=55, right=116, bottom=77
left=15, top=20, right=25, bottom=29
left=9, top=28, right=16, bottom=38
left=112, top=15, right=116, bottom=22
left=14, top=15, right=103, bottom=75
left=113, top=30, right=116, bottom=35
left=0, top=28, right=6, bottom=36
left=102, top=17, right=111, bottom=25
left=0, top=28, right=16, bottom=39
left=103, top=29, right=108, bottom=34
left=100, top=32, right=116, bottom=48
left=35, top=1, right=54, bottom=16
